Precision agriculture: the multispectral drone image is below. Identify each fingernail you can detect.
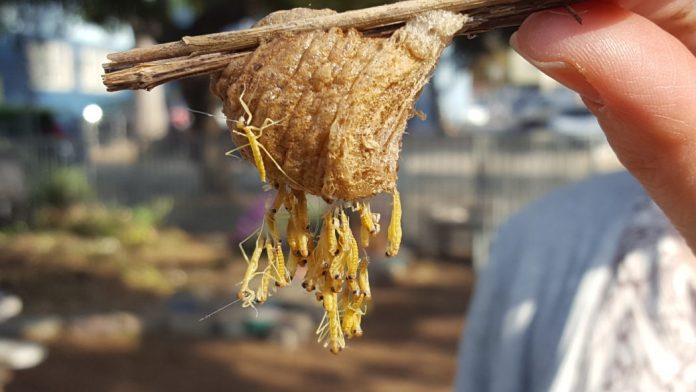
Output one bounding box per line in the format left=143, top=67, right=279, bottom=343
left=510, top=33, right=603, bottom=105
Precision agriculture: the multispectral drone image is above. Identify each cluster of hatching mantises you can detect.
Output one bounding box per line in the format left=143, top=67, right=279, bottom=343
left=236, top=184, right=398, bottom=353
left=209, top=86, right=402, bottom=353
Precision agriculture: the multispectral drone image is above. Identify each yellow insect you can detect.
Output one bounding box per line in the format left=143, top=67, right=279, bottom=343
left=350, top=312, right=364, bottom=338
left=286, top=215, right=299, bottom=254
left=358, top=202, right=376, bottom=233
left=293, top=191, right=311, bottom=257
left=341, top=293, right=365, bottom=338
left=274, top=241, right=288, bottom=287
left=302, top=249, right=323, bottom=292
left=300, top=235, right=315, bottom=268
left=345, top=233, right=359, bottom=281
left=316, top=285, right=344, bottom=354
left=358, top=257, right=371, bottom=300
left=386, top=189, right=402, bottom=257
left=358, top=202, right=379, bottom=248
left=326, top=269, right=344, bottom=294
left=338, top=288, right=351, bottom=308
left=225, top=87, right=304, bottom=188
left=347, top=277, right=360, bottom=296
left=265, top=239, right=276, bottom=267
left=286, top=250, right=300, bottom=281
left=327, top=211, right=348, bottom=286
left=328, top=247, right=344, bottom=283
left=337, top=209, right=350, bottom=252
left=264, top=187, right=286, bottom=243
left=360, top=223, right=370, bottom=249
left=256, top=264, right=274, bottom=304
left=270, top=185, right=287, bottom=212
left=283, top=190, right=294, bottom=210
left=231, top=87, right=279, bottom=183
left=327, top=223, right=346, bottom=291
left=237, top=233, right=265, bottom=305
left=327, top=308, right=345, bottom=354
left=324, top=209, right=339, bottom=256
left=320, top=283, right=337, bottom=313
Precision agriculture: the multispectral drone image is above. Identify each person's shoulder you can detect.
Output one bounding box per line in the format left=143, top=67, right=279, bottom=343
left=499, top=171, right=646, bottom=243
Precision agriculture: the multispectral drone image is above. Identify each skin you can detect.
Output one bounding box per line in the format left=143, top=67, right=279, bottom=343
left=511, top=0, right=696, bottom=251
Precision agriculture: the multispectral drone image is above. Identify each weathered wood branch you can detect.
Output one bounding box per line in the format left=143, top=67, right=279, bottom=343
left=102, top=0, right=584, bottom=92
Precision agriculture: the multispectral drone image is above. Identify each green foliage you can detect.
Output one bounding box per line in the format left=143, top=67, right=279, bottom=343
left=32, top=167, right=94, bottom=208
left=34, top=198, right=173, bottom=247
left=130, top=198, right=173, bottom=228
left=120, top=198, right=173, bottom=247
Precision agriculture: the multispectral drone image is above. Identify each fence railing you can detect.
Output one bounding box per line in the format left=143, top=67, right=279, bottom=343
left=4, top=126, right=616, bottom=267
left=400, top=131, right=613, bottom=267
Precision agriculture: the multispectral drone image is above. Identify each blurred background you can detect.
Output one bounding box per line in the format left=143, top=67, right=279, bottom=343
left=0, top=0, right=622, bottom=391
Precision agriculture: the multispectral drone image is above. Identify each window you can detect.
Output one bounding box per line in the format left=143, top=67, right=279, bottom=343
left=26, top=40, right=75, bottom=92
left=80, top=47, right=109, bottom=94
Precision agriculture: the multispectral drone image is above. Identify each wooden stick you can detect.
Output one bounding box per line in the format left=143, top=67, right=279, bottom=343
left=103, top=0, right=583, bottom=91
left=103, top=52, right=245, bottom=92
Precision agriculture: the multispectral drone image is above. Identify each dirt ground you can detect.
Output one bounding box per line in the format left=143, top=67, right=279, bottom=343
left=1, top=232, right=474, bottom=392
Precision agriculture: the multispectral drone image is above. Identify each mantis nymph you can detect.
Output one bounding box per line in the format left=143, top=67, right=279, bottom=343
left=386, top=190, right=402, bottom=257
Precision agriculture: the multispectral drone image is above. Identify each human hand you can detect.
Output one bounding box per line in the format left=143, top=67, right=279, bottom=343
left=511, top=0, right=696, bottom=251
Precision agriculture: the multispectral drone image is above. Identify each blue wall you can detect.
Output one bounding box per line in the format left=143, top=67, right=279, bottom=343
left=0, top=5, right=134, bottom=121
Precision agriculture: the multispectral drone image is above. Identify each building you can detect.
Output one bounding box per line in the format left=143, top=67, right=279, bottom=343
left=0, top=3, right=134, bottom=128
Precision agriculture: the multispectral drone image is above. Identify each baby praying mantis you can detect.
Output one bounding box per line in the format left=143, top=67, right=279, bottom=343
left=358, top=256, right=372, bottom=300
left=237, top=231, right=265, bottom=307
left=341, top=292, right=366, bottom=339
left=316, top=283, right=345, bottom=354
left=265, top=185, right=287, bottom=243
left=225, top=86, right=303, bottom=188
left=345, top=234, right=360, bottom=281
left=323, top=208, right=339, bottom=257
left=256, top=263, right=275, bottom=304
left=274, top=240, right=288, bottom=287
left=386, top=190, right=402, bottom=257
left=292, top=191, right=311, bottom=257
left=357, top=202, right=380, bottom=248
left=232, top=87, right=278, bottom=183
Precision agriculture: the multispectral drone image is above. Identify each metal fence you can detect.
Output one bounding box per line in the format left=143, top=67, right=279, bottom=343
left=3, top=123, right=613, bottom=267
left=400, top=131, right=609, bottom=268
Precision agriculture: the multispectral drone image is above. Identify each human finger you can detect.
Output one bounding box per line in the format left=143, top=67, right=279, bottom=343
left=604, top=0, right=696, bottom=53
left=511, top=2, right=696, bottom=249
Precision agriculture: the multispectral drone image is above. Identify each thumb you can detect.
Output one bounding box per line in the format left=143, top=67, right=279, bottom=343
left=511, top=2, right=696, bottom=250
